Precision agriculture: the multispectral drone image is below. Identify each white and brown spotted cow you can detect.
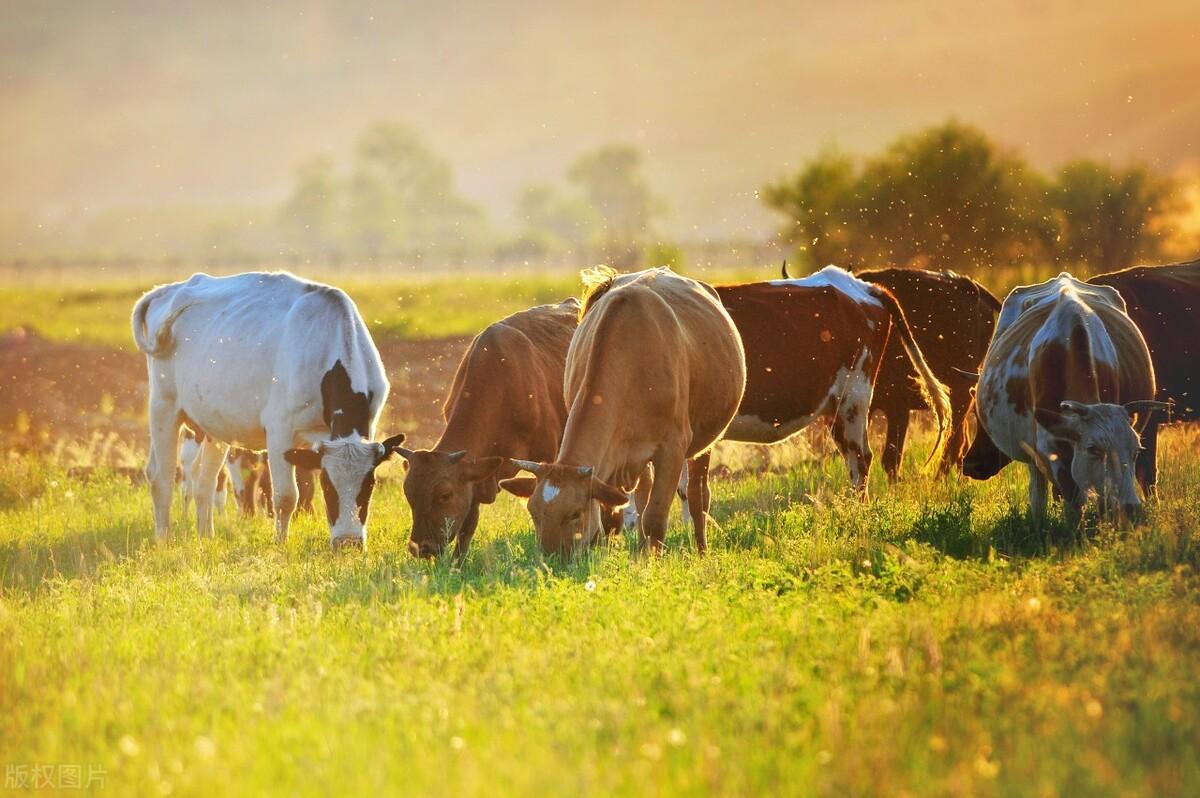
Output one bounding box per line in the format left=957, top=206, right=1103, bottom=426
left=501, top=267, right=747, bottom=555
left=132, top=271, right=404, bottom=547
left=973, top=272, right=1164, bottom=527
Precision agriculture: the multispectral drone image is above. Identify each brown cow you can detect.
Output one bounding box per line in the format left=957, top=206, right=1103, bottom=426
left=965, top=259, right=1199, bottom=491
left=713, top=266, right=950, bottom=497
left=398, top=299, right=581, bottom=558
left=500, top=267, right=746, bottom=555
left=853, top=267, right=1000, bottom=478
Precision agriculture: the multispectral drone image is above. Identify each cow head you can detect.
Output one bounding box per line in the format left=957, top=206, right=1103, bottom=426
left=500, top=460, right=629, bottom=555
left=1033, top=400, right=1165, bottom=523
left=284, top=433, right=406, bottom=547
left=397, top=448, right=505, bottom=558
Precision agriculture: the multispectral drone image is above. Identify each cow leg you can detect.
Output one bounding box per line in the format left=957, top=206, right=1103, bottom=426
left=684, top=452, right=712, bottom=553
left=266, top=431, right=299, bottom=543
left=191, top=439, right=229, bottom=539
left=1028, top=463, right=1049, bottom=530
left=296, top=466, right=315, bottom=513
left=880, top=407, right=908, bottom=482
left=146, top=403, right=181, bottom=540
left=260, top=464, right=275, bottom=517
left=453, top=501, right=482, bottom=562
left=1136, top=419, right=1160, bottom=498
left=634, top=463, right=653, bottom=517
left=831, top=363, right=874, bottom=497
left=640, top=452, right=684, bottom=554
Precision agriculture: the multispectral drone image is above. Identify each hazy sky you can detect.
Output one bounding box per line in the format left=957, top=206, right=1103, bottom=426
left=3, top=0, right=1198, bottom=237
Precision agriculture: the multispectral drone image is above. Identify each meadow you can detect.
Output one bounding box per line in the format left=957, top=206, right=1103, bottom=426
left=2, top=271, right=1199, bottom=796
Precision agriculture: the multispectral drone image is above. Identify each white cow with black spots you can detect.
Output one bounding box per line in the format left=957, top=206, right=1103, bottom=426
left=132, top=271, right=405, bottom=547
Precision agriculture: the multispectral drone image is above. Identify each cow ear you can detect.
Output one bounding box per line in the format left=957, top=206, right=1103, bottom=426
left=590, top=477, right=631, bottom=508
left=284, top=448, right=323, bottom=471
left=376, top=433, right=408, bottom=463
left=459, top=456, right=505, bottom=484
left=1034, top=408, right=1080, bottom=442
left=499, top=476, right=537, bottom=498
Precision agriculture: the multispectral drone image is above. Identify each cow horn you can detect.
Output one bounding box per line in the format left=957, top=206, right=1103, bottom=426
left=1123, top=399, right=1170, bottom=417
left=780, top=259, right=789, bottom=279
left=510, top=459, right=543, bottom=475
left=447, top=450, right=467, bottom=464
left=395, top=447, right=415, bottom=460
left=952, top=367, right=980, bottom=383
left=577, top=466, right=594, bottom=476
left=1059, top=400, right=1091, bottom=417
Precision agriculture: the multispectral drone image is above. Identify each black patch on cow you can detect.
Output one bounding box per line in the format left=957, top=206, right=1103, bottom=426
left=318, top=467, right=376, bottom=527
left=321, top=360, right=373, bottom=439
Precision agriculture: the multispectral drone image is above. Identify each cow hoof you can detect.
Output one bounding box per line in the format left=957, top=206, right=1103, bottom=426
left=332, top=535, right=364, bottom=551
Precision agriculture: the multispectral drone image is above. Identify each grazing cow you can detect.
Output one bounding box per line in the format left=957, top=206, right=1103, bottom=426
left=971, top=273, right=1163, bottom=526
left=226, top=447, right=316, bottom=516
left=178, top=427, right=228, bottom=515
left=713, top=267, right=949, bottom=497
left=964, top=259, right=1199, bottom=491
left=851, top=267, right=1001, bottom=478
left=131, top=272, right=405, bottom=547
left=397, top=299, right=581, bottom=559
left=500, top=267, right=746, bottom=555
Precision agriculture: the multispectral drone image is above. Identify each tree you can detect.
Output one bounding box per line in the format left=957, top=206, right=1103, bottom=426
left=567, top=145, right=661, bottom=264
left=281, top=155, right=343, bottom=257
left=854, top=121, right=1052, bottom=271
left=761, top=148, right=860, bottom=268
left=347, top=122, right=485, bottom=258
left=514, top=183, right=599, bottom=253
left=1049, top=160, right=1178, bottom=271
left=763, top=120, right=1055, bottom=272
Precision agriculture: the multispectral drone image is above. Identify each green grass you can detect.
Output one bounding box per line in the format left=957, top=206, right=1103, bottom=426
left=2, top=429, right=1199, bottom=796
left=0, top=274, right=583, bottom=349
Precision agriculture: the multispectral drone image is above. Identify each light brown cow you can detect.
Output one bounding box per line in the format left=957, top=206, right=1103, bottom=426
left=500, top=267, right=746, bottom=555
left=398, top=299, right=580, bottom=558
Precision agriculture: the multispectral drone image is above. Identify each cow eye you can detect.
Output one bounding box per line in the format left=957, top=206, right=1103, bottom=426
left=1087, top=446, right=1104, bottom=458
left=438, top=491, right=453, bottom=503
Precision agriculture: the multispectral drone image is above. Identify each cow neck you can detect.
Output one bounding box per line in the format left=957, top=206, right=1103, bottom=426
left=556, top=390, right=621, bottom=481
left=435, top=391, right=506, bottom=455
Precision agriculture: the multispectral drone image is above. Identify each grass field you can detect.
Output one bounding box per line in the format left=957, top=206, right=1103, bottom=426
left=2, top=426, right=1199, bottom=796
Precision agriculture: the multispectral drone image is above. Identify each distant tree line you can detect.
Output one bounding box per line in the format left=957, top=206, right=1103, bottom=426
left=762, top=120, right=1185, bottom=274
left=280, top=124, right=663, bottom=268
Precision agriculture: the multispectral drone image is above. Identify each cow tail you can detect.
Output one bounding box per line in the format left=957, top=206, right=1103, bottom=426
left=870, top=285, right=952, bottom=466
left=130, top=284, right=189, bottom=357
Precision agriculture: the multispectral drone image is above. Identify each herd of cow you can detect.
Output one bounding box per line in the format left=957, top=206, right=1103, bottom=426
left=130, top=258, right=1199, bottom=557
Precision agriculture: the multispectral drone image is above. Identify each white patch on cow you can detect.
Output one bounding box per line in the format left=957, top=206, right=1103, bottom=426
left=770, top=265, right=883, bottom=308
left=319, top=438, right=381, bottom=542
left=542, top=482, right=561, bottom=504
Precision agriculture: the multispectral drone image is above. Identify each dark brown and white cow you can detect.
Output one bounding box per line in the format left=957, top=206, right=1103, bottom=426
left=972, top=272, right=1163, bottom=526
left=714, top=266, right=950, bottom=496
left=500, top=267, right=746, bottom=555
left=397, top=298, right=580, bottom=559
left=965, top=259, right=1198, bottom=491
left=852, top=267, right=1000, bottom=478
left=132, top=271, right=404, bottom=547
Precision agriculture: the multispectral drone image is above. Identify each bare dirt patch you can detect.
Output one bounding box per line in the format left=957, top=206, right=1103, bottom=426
left=0, top=326, right=471, bottom=456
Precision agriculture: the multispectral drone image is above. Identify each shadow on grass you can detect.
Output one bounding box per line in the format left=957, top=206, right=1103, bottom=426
left=0, top=521, right=154, bottom=594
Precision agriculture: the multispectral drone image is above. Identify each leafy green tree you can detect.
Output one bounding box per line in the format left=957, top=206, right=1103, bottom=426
left=1049, top=160, right=1178, bottom=271
left=567, top=145, right=661, bottom=264
left=761, top=148, right=860, bottom=268
left=763, top=121, right=1055, bottom=272
left=514, top=183, right=599, bottom=253
left=281, top=155, right=343, bottom=257
left=347, top=122, right=485, bottom=258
